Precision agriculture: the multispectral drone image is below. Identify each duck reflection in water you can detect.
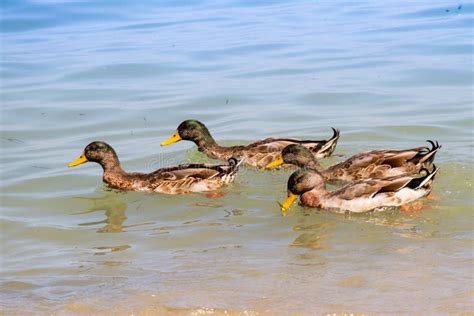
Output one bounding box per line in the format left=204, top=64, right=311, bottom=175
left=74, top=192, right=128, bottom=233
left=290, top=210, right=336, bottom=250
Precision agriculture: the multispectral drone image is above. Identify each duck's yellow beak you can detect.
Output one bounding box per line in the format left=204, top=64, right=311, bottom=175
left=279, top=192, right=298, bottom=216
left=68, top=152, right=88, bottom=167
left=160, top=131, right=181, bottom=146
left=266, top=154, right=284, bottom=169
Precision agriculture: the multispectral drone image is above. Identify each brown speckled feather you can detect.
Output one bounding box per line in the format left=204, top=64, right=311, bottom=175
left=161, top=120, right=339, bottom=168
left=298, top=166, right=439, bottom=213
left=331, top=175, right=413, bottom=200
left=207, top=129, right=341, bottom=168
left=323, top=142, right=440, bottom=181
left=275, top=140, right=440, bottom=182
left=104, top=161, right=240, bottom=194
left=70, top=141, right=241, bottom=194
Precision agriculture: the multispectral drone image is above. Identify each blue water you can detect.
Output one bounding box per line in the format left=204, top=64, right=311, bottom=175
left=1, top=1, right=473, bottom=314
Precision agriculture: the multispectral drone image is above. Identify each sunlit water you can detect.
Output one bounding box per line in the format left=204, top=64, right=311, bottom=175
left=1, top=0, right=473, bottom=314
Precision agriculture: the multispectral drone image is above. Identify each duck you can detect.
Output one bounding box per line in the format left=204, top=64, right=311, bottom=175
left=160, top=119, right=340, bottom=168
left=266, top=141, right=440, bottom=182
left=279, top=165, right=439, bottom=215
left=68, top=141, right=242, bottom=194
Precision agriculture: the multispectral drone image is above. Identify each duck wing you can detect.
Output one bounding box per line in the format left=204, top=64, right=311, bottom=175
left=244, top=128, right=340, bottom=158
left=326, top=141, right=441, bottom=180
left=332, top=176, right=413, bottom=200
left=376, top=140, right=441, bottom=167
left=149, top=158, right=242, bottom=181
left=150, top=163, right=224, bottom=180
left=332, top=165, right=440, bottom=201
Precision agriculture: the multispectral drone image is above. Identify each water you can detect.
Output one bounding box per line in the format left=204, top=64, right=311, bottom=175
left=1, top=0, right=473, bottom=314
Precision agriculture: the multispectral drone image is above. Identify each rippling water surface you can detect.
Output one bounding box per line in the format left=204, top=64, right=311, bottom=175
left=1, top=0, right=473, bottom=314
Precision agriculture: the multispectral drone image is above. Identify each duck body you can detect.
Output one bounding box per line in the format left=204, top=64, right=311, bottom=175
left=281, top=166, right=439, bottom=214
left=161, top=120, right=340, bottom=168
left=199, top=134, right=340, bottom=169
left=323, top=141, right=441, bottom=181
left=68, top=141, right=240, bottom=194
left=300, top=169, right=438, bottom=213
left=268, top=141, right=440, bottom=182
left=102, top=163, right=238, bottom=194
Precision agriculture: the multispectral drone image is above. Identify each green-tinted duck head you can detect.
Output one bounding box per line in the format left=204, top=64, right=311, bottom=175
left=279, top=169, right=324, bottom=215
left=266, top=144, right=318, bottom=169
left=68, top=141, right=119, bottom=169
left=161, top=120, right=215, bottom=147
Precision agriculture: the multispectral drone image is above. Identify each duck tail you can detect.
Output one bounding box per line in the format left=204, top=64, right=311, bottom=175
left=317, top=127, right=341, bottom=156
left=408, top=164, right=440, bottom=190
left=227, top=157, right=245, bottom=174
left=411, top=140, right=442, bottom=166
left=219, top=157, right=244, bottom=184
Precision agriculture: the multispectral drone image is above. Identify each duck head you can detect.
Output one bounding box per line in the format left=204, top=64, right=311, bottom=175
left=279, top=169, right=324, bottom=215
left=266, top=144, right=319, bottom=169
left=161, top=120, right=215, bottom=147
left=68, top=141, right=119, bottom=170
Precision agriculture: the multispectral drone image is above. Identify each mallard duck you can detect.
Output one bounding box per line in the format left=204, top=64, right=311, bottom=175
left=68, top=141, right=241, bottom=194
left=266, top=141, right=440, bottom=181
left=279, top=165, right=439, bottom=215
left=160, top=119, right=340, bottom=168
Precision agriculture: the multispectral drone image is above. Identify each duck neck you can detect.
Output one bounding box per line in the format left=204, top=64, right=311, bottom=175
left=300, top=172, right=327, bottom=208
left=99, top=155, right=127, bottom=184
left=291, top=156, right=324, bottom=173
left=304, top=159, right=324, bottom=173
left=310, top=171, right=326, bottom=190
left=194, top=134, right=229, bottom=158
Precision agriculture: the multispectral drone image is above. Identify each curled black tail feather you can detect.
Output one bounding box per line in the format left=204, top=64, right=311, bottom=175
left=328, top=127, right=341, bottom=143
left=409, top=140, right=441, bottom=165
left=226, top=157, right=244, bottom=175
left=281, top=127, right=341, bottom=145
left=422, top=140, right=441, bottom=164
left=228, top=157, right=238, bottom=167
left=311, top=127, right=340, bottom=155
left=408, top=164, right=439, bottom=189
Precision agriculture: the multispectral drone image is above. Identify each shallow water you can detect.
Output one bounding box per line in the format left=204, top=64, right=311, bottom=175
left=1, top=0, right=473, bottom=314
